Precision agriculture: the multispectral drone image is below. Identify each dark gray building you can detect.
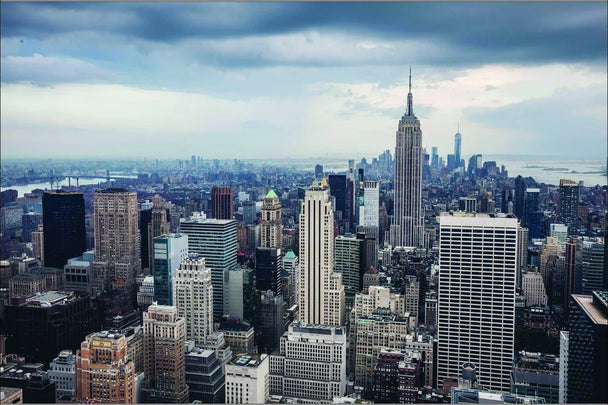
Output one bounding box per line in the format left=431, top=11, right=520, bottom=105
left=185, top=343, right=225, bottom=403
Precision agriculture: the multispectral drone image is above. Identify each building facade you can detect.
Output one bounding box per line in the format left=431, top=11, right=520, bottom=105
left=261, top=190, right=282, bottom=249
left=225, top=354, right=269, bottom=404
left=211, top=187, right=234, bottom=220
left=152, top=233, right=188, bottom=305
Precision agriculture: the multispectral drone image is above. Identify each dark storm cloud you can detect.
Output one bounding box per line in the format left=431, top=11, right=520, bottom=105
left=1, top=2, right=606, bottom=68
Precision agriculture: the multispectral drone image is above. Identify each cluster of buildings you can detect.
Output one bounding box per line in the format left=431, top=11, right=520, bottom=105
left=0, top=74, right=606, bottom=404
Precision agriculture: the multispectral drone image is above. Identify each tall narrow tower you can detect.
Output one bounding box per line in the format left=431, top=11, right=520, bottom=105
left=298, top=175, right=345, bottom=326
left=454, top=126, right=462, bottom=168
left=390, top=69, right=424, bottom=248
left=261, top=190, right=282, bottom=249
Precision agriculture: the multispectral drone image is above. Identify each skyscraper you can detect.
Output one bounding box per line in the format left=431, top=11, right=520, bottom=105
left=142, top=304, right=189, bottom=403
left=574, top=236, right=605, bottom=294
left=298, top=176, right=345, bottom=326
left=559, top=179, right=579, bottom=234
left=514, top=175, right=526, bottom=221
left=437, top=212, right=518, bottom=392
left=42, top=191, right=86, bottom=269
left=179, top=215, right=238, bottom=320
left=147, top=195, right=171, bottom=272
left=524, top=188, right=542, bottom=239
left=211, top=187, right=233, bottom=220
left=335, top=234, right=365, bottom=308
left=173, top=254, right=214, bottom=346
left=75, top=331, right=136, bottom=403
left=390, top=69, right=424, bottom=248
left=93, top=188, right=140, bottom=286
left=260, top=190, right=282, bottom=249
left=454, top=128, right=462, bottom=168
left=361, top=181, right=379, bottom=228
left=153, top=233, right=189, bottom=305
left=431, top=147, right=438, bottom=169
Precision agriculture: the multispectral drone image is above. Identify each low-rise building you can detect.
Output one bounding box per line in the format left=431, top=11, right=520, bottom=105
left=186, top=342, right=225, bottom=403
left=510, top=351, right=559, bottom=403
left=225, top=353, right=269, bottom=404
left=218, top=321, right=255, bottom=354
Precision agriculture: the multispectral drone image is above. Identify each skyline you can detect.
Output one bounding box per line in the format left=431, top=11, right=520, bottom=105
left=1, top=2, right=607, bottom=160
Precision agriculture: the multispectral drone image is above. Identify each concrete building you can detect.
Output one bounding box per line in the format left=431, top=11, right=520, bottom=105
left=0, top=387, right=23, bottom=404
left=180, top=215, right=238, bottom=320
left=354, top=309, right=411, bottom=395
left=522, top=271, right=548, bottom=307
left=261, top=190, right=282, bottom=250
left=1, top=364, right=56, bottom=404
left=75, top=331, right=136, bottom=403
left=137, top=275, right=154, bottom=311
left=298, top=177, right=345, bottom=326
left=142, top=304, right=189, bottom=403
left=152, top=233, right=189, bottom=305
left=567, top=291, right=608, bottom=403
left=549, top=224, right=568, bottom=246
left=64, top=253, right=93, bottom=295
left=8, top=272, right=45, bottom=300
left=173, top=254, right=213, bottom=346
left=93, top=188, right=140, bottom=287
left=510, top=352, right=559, bottom=403
left=558, top=331, right=568, bottom=404
left=225, top=268, right=246, bottom=320
left=48, top=350, right=76, bottom=400
left=361, top=181, right=379, bottom=228
left=185, top=342, right=225, bottom=403
left=225, top=354, right=269, bottom=404
left=574, top=237, right=605, bottom=295
left=124, top=326, right=144, bottom=374
left=218, top=321, right=256, bottom=355
left=269, top=322, right=347, bottom=402
left=390, top=70, right=424, bottom=248
left=438, top=212, right=518, bottom=392
left=145, top=195, right=171, bottom=273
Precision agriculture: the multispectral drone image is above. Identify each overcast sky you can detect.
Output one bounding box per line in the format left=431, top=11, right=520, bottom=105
left=1, top=2, right=606, bottom=161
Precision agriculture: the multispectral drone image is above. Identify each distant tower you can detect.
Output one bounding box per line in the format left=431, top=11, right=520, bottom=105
left=42, top=191, right=86, bottom=269
left=147, top=195, right=171, bottom=272
left=298, top=175, right=345, bottom=326
left=142, top=304, right=189, bottom=403
left=152, top=233, right=189, bottom=305
left=390, top=68, right=424, bottom=248
left=315, top=164, right=324, bottom=180
left=559, top=179, right=579, bottom=234
left=211, top=186, right=234, bottom=220
left=454, top=126, right=462, bottom=168
left=261, top=190, right=282, bottom=249
left=514, top=175, right=526, bottom=221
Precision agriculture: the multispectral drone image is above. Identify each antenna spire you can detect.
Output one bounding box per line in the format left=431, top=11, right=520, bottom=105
left=406, top=66, right=414, bottom=116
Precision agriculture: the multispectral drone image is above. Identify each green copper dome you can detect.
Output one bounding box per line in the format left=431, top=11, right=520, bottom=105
left=284, top=250, right=296, bottom=259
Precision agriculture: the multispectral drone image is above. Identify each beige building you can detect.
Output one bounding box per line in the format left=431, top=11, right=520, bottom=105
left=225, top=354, right=269, bottom=404
left=9, top=272, right=46, bottom=299
left=173, top=255, right=214, bottom=346
left=261, top=190, right=282, bottom=250
left=147, top=195, right=171, bottom=273
left=298, top=176, right=345, bottom=326
left=75, top=331, right=136, bottom=403
left=93, top=188, right=140, bottom=287
left=522, top=271, right=548, bottom=307
left=142, top=304, right=189, bottom=403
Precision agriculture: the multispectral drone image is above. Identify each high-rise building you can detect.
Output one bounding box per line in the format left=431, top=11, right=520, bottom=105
left=567, top=291, right=608, bottom=404
left=437, top=212, right=518, bottom=392
left=454, top=129, right=462, bottom=168
left=524, top=188, right=542, bottom=239
left=510, top=351, right=559, bottom=404
left=521, top=271, right=548, bottom=307
left=93, top=189, right=140, bottom=287
left=152, top=233, right=188, bottom=305
left=459, top=197, right=477, bottom=213
left=390, top=69, right=424, bottom=248
left=42, top=191, right=86, bottom=269
left=225, top=353, right=269, bottom=404
left=260, top=190, right=282, bottom=249
left=211, top=187, right=234, bottom=220
left=559, top=179, right=579, bottom=234
left=334, top=235, right=365, bottom=308
left=146, top=195, right=171, bottom=273
left=328, top=174, right=351, bottom=234
left=255, top=247, right=283, bottom=296
left=559, top=331, right=569, bottom=404
left=180, top=215, right=238, bottom=320
left=75, top=331, right=136, bottom=403
left=550, top=223, right=568, bottom=245
left=173, top=254, right=214, bottom=346
left=574, top=236, right=605, bottom=294
left=258, top=290, right=286, bottom=354
left=48, top=350, right=76, bottom=400
left=142, top=304, right=189, bottom=403
left=315, top=164, right=324, bottom=179
left=298, top=176, right=345, bottom=326
left=514, top=175, right=526, bottom=221
left=242, top=201, right=256, bottom=225
left=360, top=181, right=379, bottom=228
left=185, top=343, right=225, bottom=403
left=431, top=147, right=439, bottom=169
left=269, top=322, right=347, bottom=401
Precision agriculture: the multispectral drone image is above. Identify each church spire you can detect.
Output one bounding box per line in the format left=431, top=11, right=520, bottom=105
left=406, top=66, right=414, bottom=117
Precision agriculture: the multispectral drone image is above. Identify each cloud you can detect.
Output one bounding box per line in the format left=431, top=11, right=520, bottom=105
left=1, top=53, right=115, bottom=84
left=1, top=2, right=606, bottom=70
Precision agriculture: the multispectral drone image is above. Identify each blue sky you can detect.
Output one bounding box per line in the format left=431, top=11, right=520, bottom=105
left=1, top=2, right=606, bottom=160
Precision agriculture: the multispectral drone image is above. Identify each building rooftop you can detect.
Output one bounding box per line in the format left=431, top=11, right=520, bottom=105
left=218, top=321, right=254, bottom=332
left=265, top=189, right=278, bottom=199
left=284, top=251, right=296, bottom=260
left=229, top=353, right=267, bottom=368
left=24, top=291, right=72, bottom=307
left=572, top=294, right=608, bottom=325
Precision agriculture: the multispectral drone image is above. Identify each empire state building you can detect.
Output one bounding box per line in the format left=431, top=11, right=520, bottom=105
left=390, top=69, right=424, bottom=248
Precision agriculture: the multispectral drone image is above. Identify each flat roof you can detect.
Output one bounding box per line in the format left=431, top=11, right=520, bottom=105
left=572, top=294, right=608, bottom=325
